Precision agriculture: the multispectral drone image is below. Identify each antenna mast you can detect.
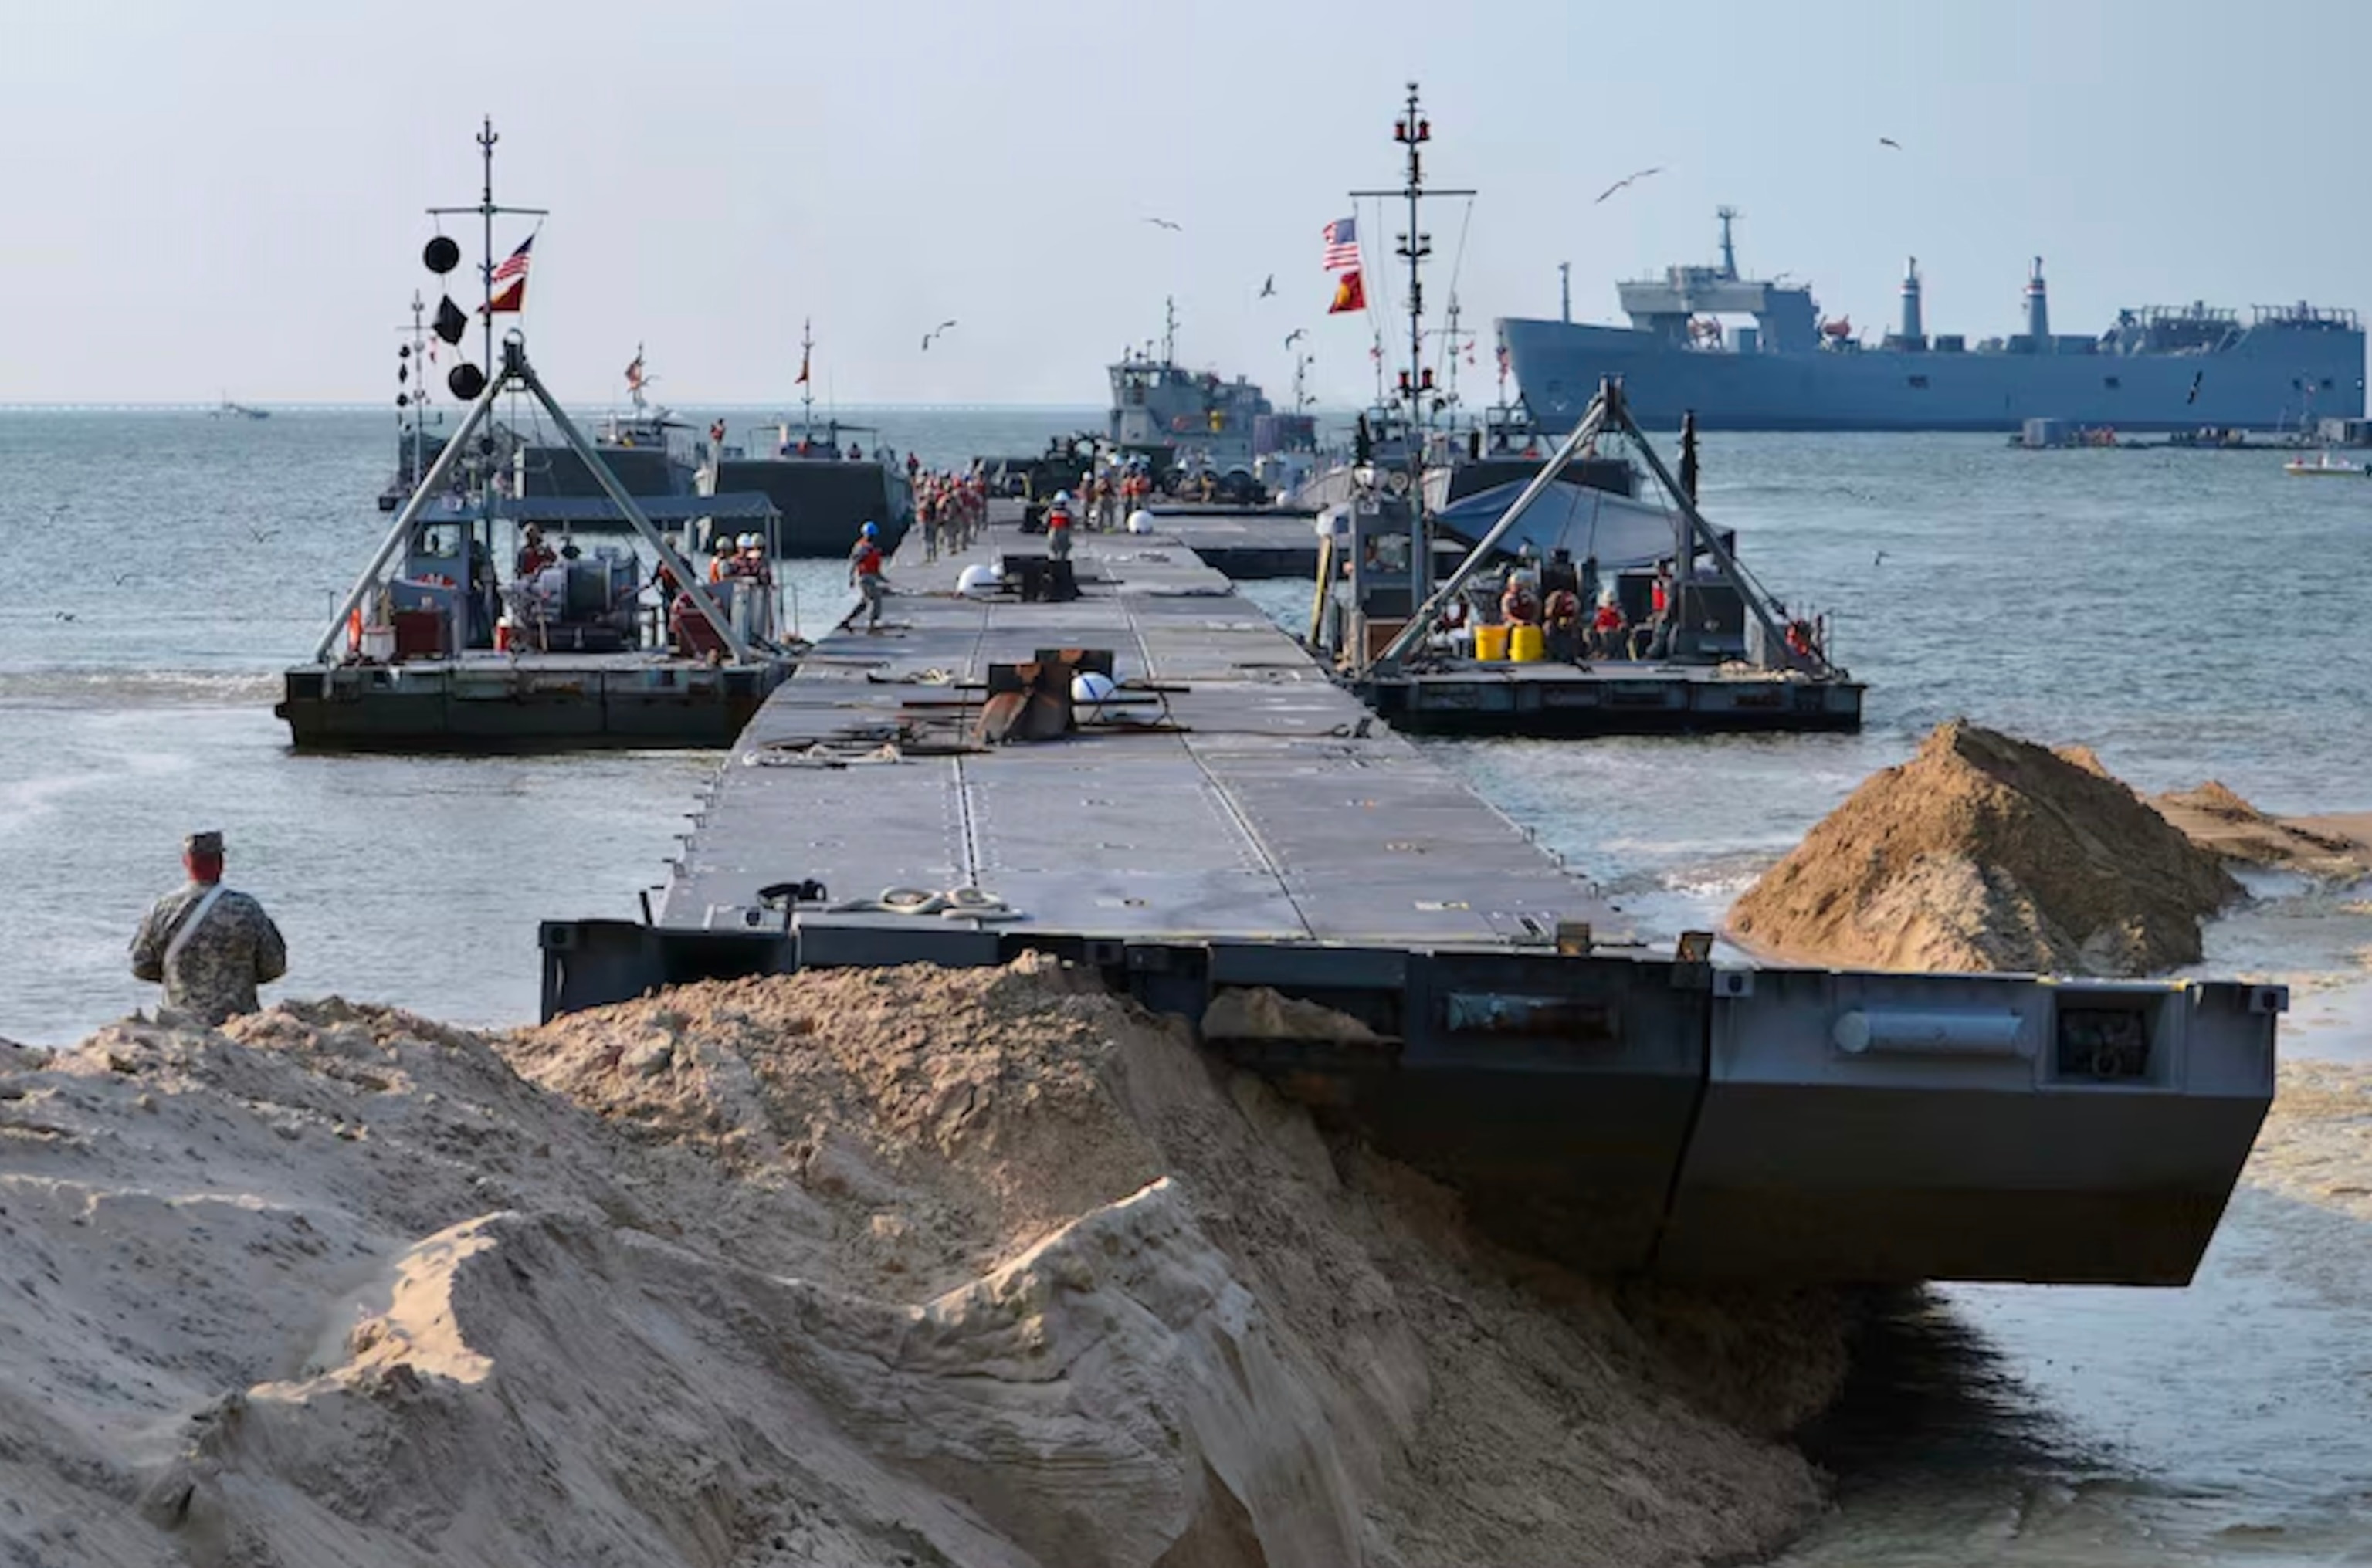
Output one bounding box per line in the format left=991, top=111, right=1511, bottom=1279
left=423, top=118, right=547, bottom=540
left=800, top=317, right=815, bottom=435
left=1351, top=83, right=1476, bottom=557
left=1162, top=296, right=1178, bottom=365
left=426, top=117, right=548, bottom=397
left=1435, top=293, right=1473, bottom=416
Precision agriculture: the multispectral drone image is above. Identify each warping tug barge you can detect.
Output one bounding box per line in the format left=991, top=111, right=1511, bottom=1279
left=1311, top=380, right=1863, bottom=737
left=538, top=507, right=2279, bottom=1287
left=279, top=337, right=797, bottom=751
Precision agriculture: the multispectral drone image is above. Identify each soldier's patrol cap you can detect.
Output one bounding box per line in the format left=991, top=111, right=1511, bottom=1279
left=184, top=831, right=225, bottom=856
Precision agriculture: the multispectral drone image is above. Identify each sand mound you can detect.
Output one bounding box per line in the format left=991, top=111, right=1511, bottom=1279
left=2151, top=781, right=2372, bottom=881
left=1730, top=720, right=2242, bottom=976
left=1, top=962, right=1844, bottom=1567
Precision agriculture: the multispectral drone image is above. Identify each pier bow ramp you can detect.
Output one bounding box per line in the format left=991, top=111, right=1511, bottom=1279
left=540, top=523, right=2277, bottom=1287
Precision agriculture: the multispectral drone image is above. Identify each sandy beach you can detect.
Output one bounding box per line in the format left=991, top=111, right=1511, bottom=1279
left=0, top=963, right=1848, bottom=1567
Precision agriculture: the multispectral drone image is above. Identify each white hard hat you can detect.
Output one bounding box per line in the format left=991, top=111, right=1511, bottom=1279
left=1070, top=670, right=1118, bottom=716
left=1126, top=509, right=1152, bottom=534
left=957, top=562, right=1001, bottom=598
left=1052, top=490, right=1071, bottom=505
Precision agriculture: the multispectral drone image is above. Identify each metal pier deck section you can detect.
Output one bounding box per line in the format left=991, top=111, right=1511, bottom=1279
left=1135, top=506, right=1323, bottom=577
left=540, top=522, right=2280, bottom=1287
left=666, top=538, right=1615, bottom=950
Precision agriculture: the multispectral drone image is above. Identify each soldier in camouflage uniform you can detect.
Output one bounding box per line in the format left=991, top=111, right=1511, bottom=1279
left=129, top=831, right=288, bottom=1026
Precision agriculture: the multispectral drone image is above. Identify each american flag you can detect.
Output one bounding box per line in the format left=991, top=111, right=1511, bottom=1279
left=483, top=235, right=534, bottom=313
left=1321, top=216, right=1359, bottom=272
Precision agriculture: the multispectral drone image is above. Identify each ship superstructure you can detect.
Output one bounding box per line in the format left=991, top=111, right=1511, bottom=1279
left=1107, top=297, right=1299, bottom=473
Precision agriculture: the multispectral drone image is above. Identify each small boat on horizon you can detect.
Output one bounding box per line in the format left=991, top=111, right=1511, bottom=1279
left=2282, top=450, right=2369, bottom=477
left=213, top=394, right=269, bottom=420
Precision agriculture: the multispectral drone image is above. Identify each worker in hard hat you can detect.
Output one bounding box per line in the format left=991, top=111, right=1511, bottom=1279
left=514, top=523, right=557, bottom=579
left=849, top=520, right=889, bottom=631
left=1587, top=589, right=1628, bottom=660
left=1045, top=490, right=1075, bottom=561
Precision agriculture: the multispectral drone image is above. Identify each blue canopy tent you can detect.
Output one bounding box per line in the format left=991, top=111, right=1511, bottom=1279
left=1432, top=480, right=1731, bottom=570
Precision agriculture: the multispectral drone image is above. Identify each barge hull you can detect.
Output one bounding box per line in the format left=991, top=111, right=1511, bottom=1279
left=278, top=658, right=791, bottom=753
left=1357, top=670, right=1865, bottom=737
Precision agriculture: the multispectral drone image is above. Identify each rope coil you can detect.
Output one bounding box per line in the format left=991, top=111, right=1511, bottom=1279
left=825, top=886, right=1026, bottom=922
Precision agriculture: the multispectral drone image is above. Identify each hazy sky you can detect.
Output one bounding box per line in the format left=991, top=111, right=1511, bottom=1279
left=5, top=0, right=2364, bottom=406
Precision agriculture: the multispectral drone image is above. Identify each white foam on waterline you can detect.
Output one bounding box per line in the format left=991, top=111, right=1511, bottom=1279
left=0, top=667, right=281, bottom=708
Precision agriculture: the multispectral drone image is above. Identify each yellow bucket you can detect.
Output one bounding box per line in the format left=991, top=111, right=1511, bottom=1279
left=1474, top=624, right=1511, bottom=661
left=1509, top=624, right=1546, bottom=662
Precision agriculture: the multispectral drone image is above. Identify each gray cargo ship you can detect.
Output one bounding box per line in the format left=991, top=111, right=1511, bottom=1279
left=1500, top=209, right=2364, bottom=432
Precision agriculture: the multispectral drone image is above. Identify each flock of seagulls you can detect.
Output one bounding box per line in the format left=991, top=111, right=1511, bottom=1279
left=917, top=137, right=1906, bottom=352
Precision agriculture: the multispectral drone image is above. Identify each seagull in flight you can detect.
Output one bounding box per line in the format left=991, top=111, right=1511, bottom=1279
left=1283, top=328, right=1306, bottom=350
left=1594, top=167, right=1663, bottom=204
left=1259, top=274, right=1276, bottom=298
left=1879, top=137, right=1903, bottom=150
left=1144, top=217, right=1183, bottom=232
left=920, top=320, right=958, bottom=351
left=246, top=524, right=280, bottom=544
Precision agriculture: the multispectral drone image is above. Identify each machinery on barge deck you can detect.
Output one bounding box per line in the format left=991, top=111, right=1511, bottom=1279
left=1313, top=378, right=1864, bottom=735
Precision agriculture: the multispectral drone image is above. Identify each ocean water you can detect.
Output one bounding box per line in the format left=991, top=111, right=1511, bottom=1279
left=3, top=406, right=2370, bottom=1563
left=0, top=405, right=1093, bottom=1040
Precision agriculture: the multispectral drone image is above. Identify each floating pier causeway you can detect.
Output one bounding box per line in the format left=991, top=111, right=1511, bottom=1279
left=542, top=513, right=2279, bottom=1288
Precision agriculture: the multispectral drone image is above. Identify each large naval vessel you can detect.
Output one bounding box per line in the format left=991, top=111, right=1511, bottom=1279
left=1501, top=209, right=2365, bottom=432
